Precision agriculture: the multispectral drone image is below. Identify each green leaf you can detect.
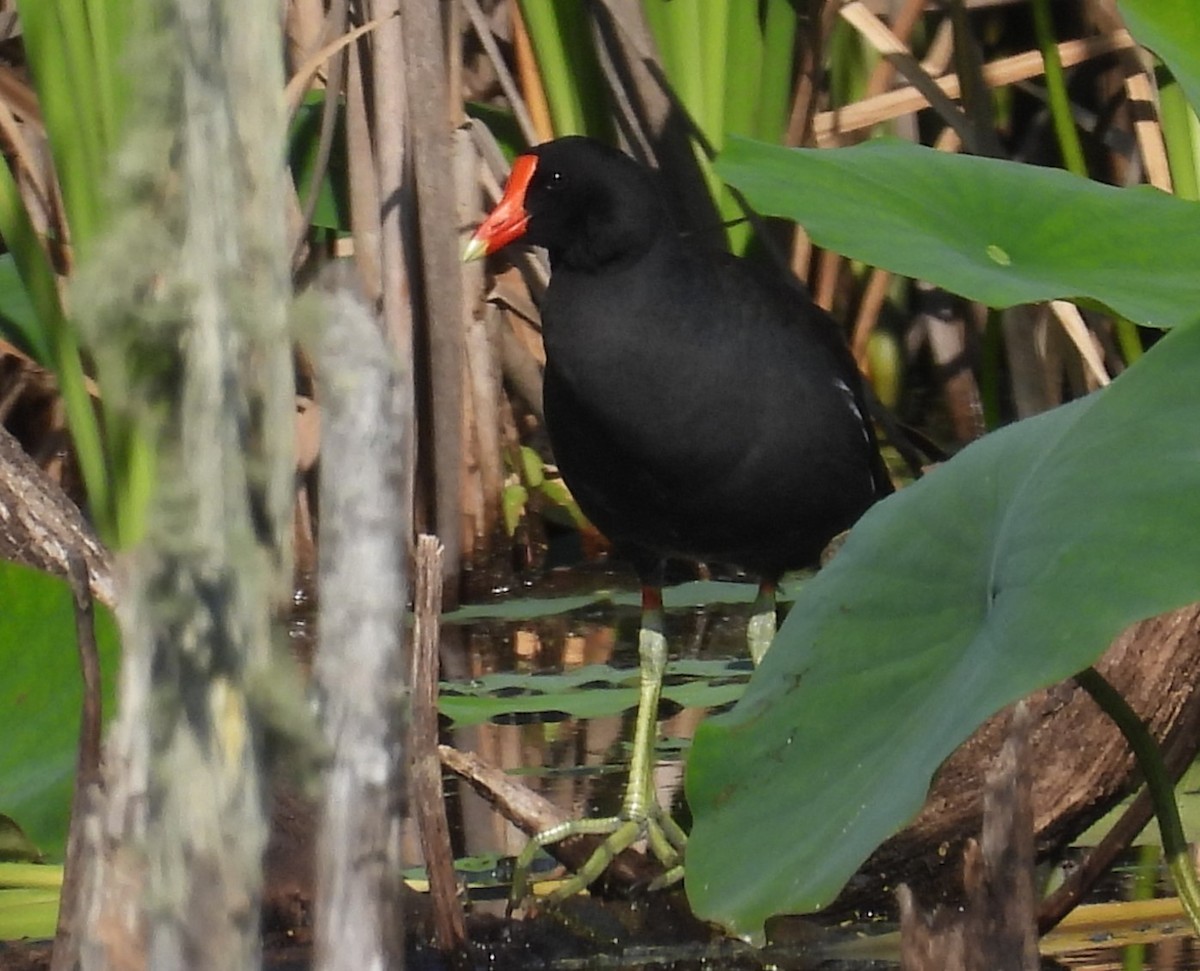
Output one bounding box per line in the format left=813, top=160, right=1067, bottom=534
left=17, top=0, right=111, bottom=255
left=0, top=887, right=59, bottom=941
left=0, top=562, right=121, bottom=861
left=517, top=0, right=610, bottom=139
left=442, top=575, right=808, bottom=624
left=465, top=103, right=527, bottom=158
left=1119, top=0, right=1200, bottom=116
left=0, top=145, right=112, bottom=531
left=685, top=320, right=1200, bottom=938
left=0, top=817, right=40, bottom=864
left=287, top=91, right=351, bottom=233
left=755, top=0, right=797, bottom=143
left=517, top=445, right=544, bottom=487
left=0, top=254, right=49, bottom=364
left=6, top=0, right=141, bottom=544
left=0, top=861, right=63, bottom=890
left=502, top=482, right=528, bottom=536
left=716, top=136, right=1200, bottom=328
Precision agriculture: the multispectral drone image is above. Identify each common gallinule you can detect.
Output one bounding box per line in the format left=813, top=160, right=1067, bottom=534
left=464, top=136, right=893, bottom=903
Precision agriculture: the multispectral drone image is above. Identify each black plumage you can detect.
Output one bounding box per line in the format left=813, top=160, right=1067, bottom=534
left=464, top=135, right=892, bottom=903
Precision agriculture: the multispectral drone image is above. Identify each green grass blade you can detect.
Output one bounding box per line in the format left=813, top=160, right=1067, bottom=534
left=17, top=0, right=109, bottom=252
left=1031, top=0, right=1087, bottom=176
left=724, top=3, right=763, bottom=140
left=517, top=0, right=585, bottom=136
left=658, top=0, right=705, bottom=133
left=699, top=0, right=728, bottom=150
left=81, top=0, right=133, bottom=148
left=0, top=254, right=50, bottom=364
left=0, top=160, right=110, bottom=528
left=644, top=0, right=737, bottom=247
left=826, top=17, right=874, bottom=110
left=642, top=0, right=677, bottom=86
left=555, top=2, right=611, bottom=139
left=756, top=0, right=796, bottom=143
left=13, top=0, right=146, bottom=545
left=1160, top=73, right=1200, bottom=202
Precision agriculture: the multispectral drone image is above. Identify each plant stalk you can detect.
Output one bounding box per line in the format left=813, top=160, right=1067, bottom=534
left=1030, top=0, right=1087, bottom=177
left=1075, top=666, right=1200, bottom=936
left=1159, top=74, right=1200, bottom=202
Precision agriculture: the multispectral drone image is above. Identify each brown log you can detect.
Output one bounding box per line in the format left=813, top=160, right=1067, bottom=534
left=0, top=423, right=114, bottom=605
left=835, top=604, right=1200, bottom=914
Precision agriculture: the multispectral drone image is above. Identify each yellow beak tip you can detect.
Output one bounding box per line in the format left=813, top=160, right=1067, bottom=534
left=461, top=235, right=488, bottom=263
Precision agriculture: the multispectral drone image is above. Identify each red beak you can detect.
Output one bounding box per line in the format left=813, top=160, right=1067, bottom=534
left=462, top=154, right=539, bottom=262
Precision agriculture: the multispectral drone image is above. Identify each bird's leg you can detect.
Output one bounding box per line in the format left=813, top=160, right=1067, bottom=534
left=747, top=579, right=777, bottom=666
left=622, top=586, right=667, bottom=819
left=508, top=585, right=688, bottom=909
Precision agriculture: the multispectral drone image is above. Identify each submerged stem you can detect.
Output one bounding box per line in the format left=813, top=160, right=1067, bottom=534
left=1075, top=666, right=1200, bottom=936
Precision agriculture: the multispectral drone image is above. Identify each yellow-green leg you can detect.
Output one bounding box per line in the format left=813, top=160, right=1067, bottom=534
left=510, top=587, right=688, bottom=908
left=747, top=580, right=777, bottom=666
left=510, top=579, right=780, bottom=908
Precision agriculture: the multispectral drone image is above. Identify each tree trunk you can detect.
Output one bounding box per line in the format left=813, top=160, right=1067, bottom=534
left=72, top=1, right=298, bottom=967
left=312, top=273, right=410, bottom=971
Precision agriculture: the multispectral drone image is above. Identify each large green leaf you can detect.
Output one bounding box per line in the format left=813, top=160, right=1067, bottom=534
left=685, top=320, right=1200, bottom=938
left=716, top=136, right=1200, bottom=328
left=1119, top=1, right=1200, bottom=115
left=0, top=562, right=120, bottom=861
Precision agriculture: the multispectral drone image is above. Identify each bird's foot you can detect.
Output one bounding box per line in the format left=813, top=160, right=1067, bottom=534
left=509, top=802, right=688, bottom=910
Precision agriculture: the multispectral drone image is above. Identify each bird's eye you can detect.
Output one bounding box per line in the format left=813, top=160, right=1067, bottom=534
left=544, top=169, right=566, bottom=191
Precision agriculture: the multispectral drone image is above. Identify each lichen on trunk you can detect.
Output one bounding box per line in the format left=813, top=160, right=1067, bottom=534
left=70, top=1, right=298, bottom=968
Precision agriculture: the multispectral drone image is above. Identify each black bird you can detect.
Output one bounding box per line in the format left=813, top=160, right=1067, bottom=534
left=464, top=136, right=892, bottom=903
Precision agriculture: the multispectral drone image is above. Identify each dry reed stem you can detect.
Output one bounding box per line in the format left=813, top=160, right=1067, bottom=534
left=511, top=0, right=553, bottom=144
left=840, top=1, right=978, bottom=148
left=851, top=267, right=893, bottom=367
left=1118, top=55, right=1173, bottom=191
left=1049, top=301, right=1111, bottom=388
left=863, top=0, right=927, bottom=99
left=284, top=15, right=389, bottom=116
left=462, top=0, right=539, bottom=147
left=814, top=31, right=1136, bottom=144
left=0, top=96, right=53, bottom=231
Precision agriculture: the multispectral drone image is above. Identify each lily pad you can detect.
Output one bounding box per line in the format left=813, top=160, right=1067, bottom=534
left=443, top=575, right=808, bottom=624
left=440, top=657, right=751, bottom=728
left=685, top=320, right=1200, bottom=938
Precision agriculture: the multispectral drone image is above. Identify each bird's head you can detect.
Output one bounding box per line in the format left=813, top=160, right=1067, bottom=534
left=463, top=136, right=666, bottom=271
